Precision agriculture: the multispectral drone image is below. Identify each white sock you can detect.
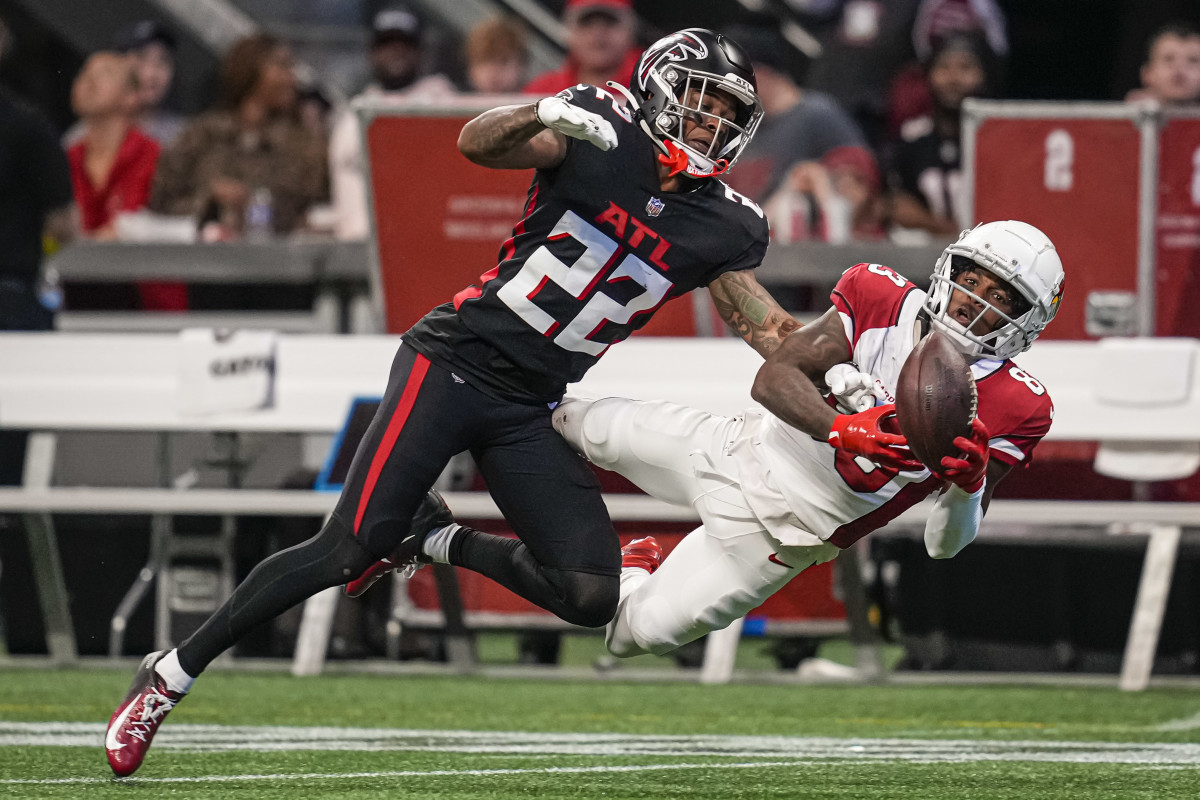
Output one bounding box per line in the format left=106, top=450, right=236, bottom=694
left=153, top=649, right=195, bottom=694
left=422, top=523, right=462, bottom=564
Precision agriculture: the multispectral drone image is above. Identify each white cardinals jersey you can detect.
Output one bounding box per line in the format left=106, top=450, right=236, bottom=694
left=732, top=262, right=1055, bottom=549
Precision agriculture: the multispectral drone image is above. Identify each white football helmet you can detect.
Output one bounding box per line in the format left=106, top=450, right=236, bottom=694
left=923, top=220, right=1065, bottom=360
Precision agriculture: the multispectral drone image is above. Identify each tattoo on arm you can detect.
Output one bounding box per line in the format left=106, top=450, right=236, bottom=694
left=710, top=271, right=802, bottom=357
left=459, top=104, right=565, bottom=168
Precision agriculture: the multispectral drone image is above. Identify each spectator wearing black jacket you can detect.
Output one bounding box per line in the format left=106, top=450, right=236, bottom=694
left=0, top=14, right=76, bottom=483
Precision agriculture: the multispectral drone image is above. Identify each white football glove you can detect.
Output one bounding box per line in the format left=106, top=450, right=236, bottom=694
left=533, top=96, right=618, bottom=152
left=825, top=363, right=884, bottom=414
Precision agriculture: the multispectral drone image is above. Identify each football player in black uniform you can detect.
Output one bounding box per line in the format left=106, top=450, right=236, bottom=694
left=106, top=28, right=801, bottom=776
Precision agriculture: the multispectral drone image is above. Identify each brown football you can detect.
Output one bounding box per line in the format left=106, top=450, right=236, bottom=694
left=894, top=331, right=978, bottom=471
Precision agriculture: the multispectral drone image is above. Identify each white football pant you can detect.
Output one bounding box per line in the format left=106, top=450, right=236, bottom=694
left=552, top=396, right=839, bottom=657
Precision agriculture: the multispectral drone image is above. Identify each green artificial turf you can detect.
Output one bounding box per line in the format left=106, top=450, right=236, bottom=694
left=2, top=664, right=1199, bottom=799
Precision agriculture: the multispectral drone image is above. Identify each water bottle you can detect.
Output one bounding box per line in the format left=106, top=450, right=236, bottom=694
left=244, top=186, right=274, bottom=242
left=38, top=266, right=63, bottom=313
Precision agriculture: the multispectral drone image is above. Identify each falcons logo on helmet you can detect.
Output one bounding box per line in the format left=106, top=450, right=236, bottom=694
left=636, top=31, right=708, bottom=91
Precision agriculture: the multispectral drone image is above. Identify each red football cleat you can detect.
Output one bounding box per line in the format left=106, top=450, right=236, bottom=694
left=344, top=490, right=455, bottom=598
left=344, top=556, right=397, bottom=598
left=105, top=650, right=185, bottom=777
left=621, top=536, right=664, bottom=574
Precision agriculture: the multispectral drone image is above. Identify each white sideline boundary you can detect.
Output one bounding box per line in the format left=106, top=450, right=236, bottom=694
left=3, top=724, right=1200, bottom=778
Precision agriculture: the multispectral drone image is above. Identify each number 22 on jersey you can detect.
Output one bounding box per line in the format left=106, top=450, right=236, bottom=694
left=496, top=210, right=674, bottom=356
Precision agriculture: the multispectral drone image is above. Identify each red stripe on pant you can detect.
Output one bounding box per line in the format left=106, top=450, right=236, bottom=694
left=352, top=353, right=431, bottom=534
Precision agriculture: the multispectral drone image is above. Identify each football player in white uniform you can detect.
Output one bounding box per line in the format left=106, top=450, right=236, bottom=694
left=552, top=220, right=1065, bottom=657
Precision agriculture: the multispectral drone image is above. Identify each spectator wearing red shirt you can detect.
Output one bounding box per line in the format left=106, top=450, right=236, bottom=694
left=523, top=0, right=641, bottom=94
left=68, top=52, right=158, bottom=236
left=68, top=51, right=183, bottom=310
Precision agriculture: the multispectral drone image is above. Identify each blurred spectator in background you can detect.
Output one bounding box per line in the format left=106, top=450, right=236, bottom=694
left=359, top=5, right=456, bottom=98
left=798, top=0, right=922, bottom=150
left=886, top=0, right=1007, bottom=145
left=886, top=32, right=993, bottom=239
left=66, top=51, right=182, bottom=311
left=464, top=17, right=530, bottom=94
left=115, top=20, right=187, bottom=147
left=150, top=33, right=328, bottom=241
left=763, top=146, right=885, bottom=245
left=1126, top=22, right=1200, bottom=105
left=0, top=13, right=76, bottom=482
left=67, top=52, right=159, bottom=241
left=295, top=67, right=336, bottom=137
left=329, top=5, right=456, bottom=240
left=523, top=0, right=640, bottom=94
left=64, top=21, right=186, bottom=149
left=797, top=0, right=1005, bottom=149
left=723, top=25, right=870, bottom=206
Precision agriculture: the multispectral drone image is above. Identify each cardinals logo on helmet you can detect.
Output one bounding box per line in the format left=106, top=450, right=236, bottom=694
left=637, top=31, right=708, bottom=91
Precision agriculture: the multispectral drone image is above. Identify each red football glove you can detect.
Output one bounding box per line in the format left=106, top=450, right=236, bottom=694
left=828, top=404, right=924, bottom=472
left=936, top=417, right=990, bottom=493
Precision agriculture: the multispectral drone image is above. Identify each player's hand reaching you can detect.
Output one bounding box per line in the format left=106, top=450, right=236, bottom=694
left=936, top=417, right=990, bottom=493
left=828, top=404, right=924, bottom=472
left=825, top=363, right=884, bottom=414
left=534, top=96, right=618, bottom=151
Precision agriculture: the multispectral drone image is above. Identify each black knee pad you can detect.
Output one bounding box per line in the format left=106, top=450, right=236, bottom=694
left=550, top=570, right=619, bottom=629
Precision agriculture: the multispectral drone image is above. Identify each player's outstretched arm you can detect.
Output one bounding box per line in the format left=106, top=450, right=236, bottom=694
left=750, top=306, right=851, bottom=437
left=707, top=270, right=802, bottom=357
left=458, top=103, right=569, bottom=170
left=980, top=457, right=1012, bottom=513
left=753, top=305, right=921, bottom=472
left=923, top=434, right=1013, bottom=558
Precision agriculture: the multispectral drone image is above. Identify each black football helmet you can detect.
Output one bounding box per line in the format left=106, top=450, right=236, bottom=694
left=609, top=28, right=763, bottom=178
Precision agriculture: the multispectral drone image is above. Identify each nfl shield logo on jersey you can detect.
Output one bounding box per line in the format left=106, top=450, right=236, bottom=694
left=645, top=197, right=665, bottom=217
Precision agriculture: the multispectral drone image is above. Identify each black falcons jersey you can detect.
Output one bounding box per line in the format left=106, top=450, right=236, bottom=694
left=887, top=120, right=963, bottom=224
left=404, top=83, right=770, bottom=404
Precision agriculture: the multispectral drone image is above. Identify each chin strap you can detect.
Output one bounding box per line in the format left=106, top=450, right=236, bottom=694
left=658, top=141, right=691, bottom=176
left=604, top=81, right=730, bottom=179
left=659, top=141, right=731, bottom=178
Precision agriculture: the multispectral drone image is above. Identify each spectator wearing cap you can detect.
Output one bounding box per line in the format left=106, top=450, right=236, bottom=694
left=1126, top=22, right=1200, bottom=105
left=464, top=17, right=530, bottom=94
left=522, top=0, right=640, bottom=94
left=328, top=5, right=456, bottom=240
left=150, top=33, right=328, bottom=240
left=886, top=32, right=993, bottom=239
left=116, top=19, right=187, bottom=146
left=885, top=0, right=1008, bottom=144
left=722, top=25, right=870, bottom=206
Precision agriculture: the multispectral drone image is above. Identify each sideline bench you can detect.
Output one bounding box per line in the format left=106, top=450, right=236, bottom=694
left=2, top=332, right=1199, bottom=689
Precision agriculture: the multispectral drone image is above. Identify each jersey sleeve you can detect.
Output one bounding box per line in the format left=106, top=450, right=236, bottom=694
left=704, top=189, right=769, bottom=282
left=975, top=363, right=1055, bottom=467
left=830, top=262, right=917, bottom=349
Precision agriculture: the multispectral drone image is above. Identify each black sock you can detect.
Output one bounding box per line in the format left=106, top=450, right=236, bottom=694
left=449, top=528, right=617, bottom=628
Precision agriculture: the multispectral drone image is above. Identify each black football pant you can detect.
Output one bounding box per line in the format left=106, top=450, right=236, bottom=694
left=177, top=342, right=620, bottom=675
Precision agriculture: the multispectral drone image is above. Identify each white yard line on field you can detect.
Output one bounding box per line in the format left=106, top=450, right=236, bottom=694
left=1, top=761, right=815, bottom=786
left=2, top=722, right=1200, bottom=779
left=1155, top=710, right=1200, bottom=731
